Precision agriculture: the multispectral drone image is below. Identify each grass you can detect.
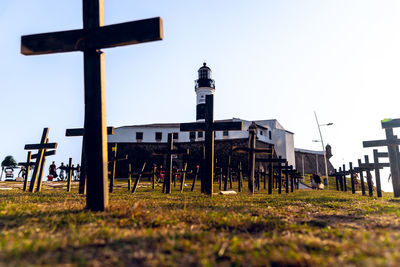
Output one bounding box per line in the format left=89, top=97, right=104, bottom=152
left=0, top=180, right=400, bottom=266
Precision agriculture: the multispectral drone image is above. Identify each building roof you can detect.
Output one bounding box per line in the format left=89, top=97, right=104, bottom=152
left=295, top=148, right=324, bottom=155
left=116, top=118, right=294, bottom=134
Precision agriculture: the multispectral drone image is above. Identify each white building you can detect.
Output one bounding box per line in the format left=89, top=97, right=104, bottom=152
left=108, top=63, right=296, bottom=168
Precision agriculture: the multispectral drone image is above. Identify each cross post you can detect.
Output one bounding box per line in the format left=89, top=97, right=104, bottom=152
left=22, top=1, right=163, bottom=211
left=180, top=94, right=242, bottom=195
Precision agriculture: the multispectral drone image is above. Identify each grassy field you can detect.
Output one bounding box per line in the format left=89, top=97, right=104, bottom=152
left=0, top=181, right=399, bottom=266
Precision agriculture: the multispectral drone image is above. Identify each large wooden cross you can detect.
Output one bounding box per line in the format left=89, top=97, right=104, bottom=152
left=233, top=122, right=272, bottom=194
left=22, top=1, right=163, bottom=211
left=58, top=158, right=81, bottom=192
left=24, top=128, right=58, bottom=193
left=180, top=94, right=242, bottom=195
left=108, top=143, right=128, bottom=193
left=363, top=118, right=400, bottom=197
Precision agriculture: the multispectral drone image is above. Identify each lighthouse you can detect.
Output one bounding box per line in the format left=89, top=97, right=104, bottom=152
left=195, top=63, right=215, bottom=121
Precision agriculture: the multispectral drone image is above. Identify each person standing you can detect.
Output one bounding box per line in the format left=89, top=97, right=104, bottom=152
left=58, top=162, right=65, bottom=181
left=49, top=161, right=58, bottom=180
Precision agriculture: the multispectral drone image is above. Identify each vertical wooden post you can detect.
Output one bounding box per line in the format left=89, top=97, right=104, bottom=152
left=36, top=138, right=48, bottom=192
left=204, top=95, right=214, bottom=196
left=248, top=124, right=256, bottom=194
left=364, top=155, right=374, bottom=197
left=200, top=146, right=205, bottom=193
left=338, top=167, right=344, bottom=191
left=357, top=159, right=366, bottom=196
left=152, top=165, right=156, bottom=190
left=191, top=166, right=199, bottom=192
left=342, top=164, right=347, bottom=191
left=373, top=149, right=382, bottom=198
left=350, top=162, right=355, bottom=194
left=165, top=134, right=173, bottom=194
left=384, top=129, right=400, bottom=197
left=180, top=163, right=188, bottom=193
left=228, top=156, right=232, bottom=189
left=83, top=0, right=108, bottom=211
left=238, top=162, right=243, bottom=192
left=290, top=167, right=294, bottom=192
left=128, top=163, right=132, bottom=191
left=278, top=157, right=282, bottom=194
left=23, top=152, right=32, bottom=191
left=67, top=158, right=73, bottom=192
left=268, top=163, right=273, bottom=194
left=334, top=169, right=339, bottom=191
left=109, top=143, right=117, bottom=193
left=79, top=136, right=87, bottom=194
left=284, top=162, right=289, bottom=194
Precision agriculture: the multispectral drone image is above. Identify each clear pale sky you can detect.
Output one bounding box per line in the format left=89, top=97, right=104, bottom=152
left=1, top=1, right=399, bottom=191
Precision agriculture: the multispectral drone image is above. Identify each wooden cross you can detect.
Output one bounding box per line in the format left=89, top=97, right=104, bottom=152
left=108, top=143, right=128, bottom=193
left=24, top=128, right=58, bottom=193
left=22, top=1, right=163, bottom=211
left=232, top=122, right=272, bottom=194
left=18, top=152, right=35, bottom=191
left=58, top=158, right=80, bottom=192
left=372, top=149, right=389, bottom=197
left=348, top=162, right=357, bottom=194
left=256, top=157, right=286, bottom=194
left=31, top=149, right=57, bottom=192
left=153, top=133, right=189, bottom=194
left=363, top=119, right=400, bottom=197
left=355, top=155, right=389, bottom=197
left=180, top=94, right=242, bottom=195
left=66, top=126, right=114, bottom=195
left=177, top=163, right=193, bottom=193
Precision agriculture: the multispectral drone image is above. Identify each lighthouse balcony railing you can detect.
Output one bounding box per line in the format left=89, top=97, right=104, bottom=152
left=195, top=79, right=215, bottom=89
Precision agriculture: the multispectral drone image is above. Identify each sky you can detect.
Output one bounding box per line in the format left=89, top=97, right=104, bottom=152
left=1, top=1, right=400, bottom=191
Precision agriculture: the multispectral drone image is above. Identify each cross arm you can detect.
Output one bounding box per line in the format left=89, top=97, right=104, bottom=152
left=255, top=158, right=286, bottom=163
left=66, top=127, right=114, bottom=136
left=18, top=162, right=35, bottom=167
left=363, top=139, right=400, bottom=148
left=180, top=122, right=205, bottom=132
left=213, top=121, right=243, bottom=131
left=381, top=118, right=400, bottom=129
left=31, top=150, right=56, bottom=159
left=25, top=143, right=58, bottom=150
left=22, top=17, right=163, bottom=55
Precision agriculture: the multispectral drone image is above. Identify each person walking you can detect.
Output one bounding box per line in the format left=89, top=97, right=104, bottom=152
left=49, top=161, right=58, bottom=180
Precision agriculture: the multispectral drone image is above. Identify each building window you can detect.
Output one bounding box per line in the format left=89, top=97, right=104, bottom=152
left=136, top=132, right=143, bottom=140
left=155, top=132, right=162, bottom=141
left=198, top=131, right=203, bottom=138
left=190, top=131, right=196, bottom=141
left=173, top=132, right=179, bottom=140
left=260, top=130, right=263, bottom=136
left=269, top=131, right=272, bottom=140
left=223, top=130, right=229, bottom=137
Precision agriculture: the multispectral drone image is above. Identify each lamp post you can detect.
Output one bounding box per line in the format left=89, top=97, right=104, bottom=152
left=314, top=111, right=333, bottom=190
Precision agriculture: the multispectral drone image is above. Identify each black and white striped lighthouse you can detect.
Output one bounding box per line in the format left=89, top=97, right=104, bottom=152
left=195, top=63, right=215, bottom=121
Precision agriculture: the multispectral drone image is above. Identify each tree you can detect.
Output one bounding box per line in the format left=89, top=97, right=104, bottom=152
left=1, top=155, right=18, bottom=179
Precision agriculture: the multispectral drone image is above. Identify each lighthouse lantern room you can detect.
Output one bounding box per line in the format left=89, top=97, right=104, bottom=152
left=195, top=63, right=215, bottom=121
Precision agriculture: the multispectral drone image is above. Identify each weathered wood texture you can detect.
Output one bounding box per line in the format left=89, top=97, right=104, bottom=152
left=22, top=0, right=163, bottom=211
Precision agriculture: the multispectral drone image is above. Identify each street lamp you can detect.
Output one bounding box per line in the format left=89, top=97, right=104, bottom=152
left=314, top=111, right=333, bottom=189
